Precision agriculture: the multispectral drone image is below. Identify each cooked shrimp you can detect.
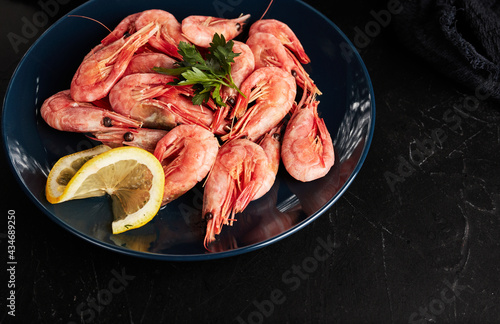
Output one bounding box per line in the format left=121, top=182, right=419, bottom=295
left=220, top=41, right=255, bottom=106
left=253, top=123, right=283, bottom=200
left=181, top=14, right=251, bottom=48
left=249, top=19, right=310, bottom=64
left=109, top=73, right=213, bottom=130
left=203, top=138, right=270, bottom=247
left=212, top=41, right=255, bottom=135
left=101, top=12, right=141, bottom=46
left=92, top=128, right=168, bottom=153
left=153, top=125, right=219, bottom=206
left=70, top=22, right=159, bottom=102
left=281, top=99, right=335, bottom=182
left=134, top=9, right=189, bottom=60
left=109, top=73, right=176, bottom=129
left=40, top=90, right=141, bottom=133
left=246, top=32, right=320, bottom=96
left=222, top=67, right=296, bottom=142
left=123, top=52, right=176, bottom=77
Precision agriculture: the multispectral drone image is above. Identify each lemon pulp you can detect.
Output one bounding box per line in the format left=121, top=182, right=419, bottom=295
left=45, top=145, right=165, bottom=234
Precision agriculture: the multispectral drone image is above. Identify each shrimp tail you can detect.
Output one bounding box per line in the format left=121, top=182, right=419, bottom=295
left=153, top=136, right=182, bottom=165
left=232, top=89, right=250, bottom=120
left=282, top=36, right=310, bottom=64
left=234, top=181, right=260, bottom=214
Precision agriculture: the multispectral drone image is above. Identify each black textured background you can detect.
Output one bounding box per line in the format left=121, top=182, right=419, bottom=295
left=1, top=0, right=499, bottom=323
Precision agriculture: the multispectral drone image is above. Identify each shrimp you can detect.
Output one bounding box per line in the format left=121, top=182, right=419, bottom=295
left=101, top=12, right=141, bottom=46
left=92, top=128, right=168, bottom=153
left=202, top=138, right=270, bottom=247
left=181, top=14, right=251, bottom=48
left=281, top=99, right=335, bottom=182
left=153, top=125, right=219, bottom=206
left=134, top=9, right=189, bottom=60
left=70, top=22, right=159, bottom=102
left=220, top=41, right=255, bottom=106
left=222, top=67, right=296, bottom=142
left=122, top=52, right=176, bottom=77
left=212, top=41, right=255, bottom=135
left=249, top=19, right=310, bottom=64
left=246, top=32, right=320, bottom=96
left=40, top=90, right=141, bottom=133
left=109, top=73, right=213, bottom=130
left=253, top=123, right=283, bottom=200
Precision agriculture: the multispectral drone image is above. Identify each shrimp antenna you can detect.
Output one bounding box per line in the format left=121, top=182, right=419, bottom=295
left=259, top=0, right=274, bottom=20
left=67, top=15, right=112, bottom=33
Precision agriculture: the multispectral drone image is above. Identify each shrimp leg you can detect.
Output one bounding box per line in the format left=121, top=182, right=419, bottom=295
left=249, top=19, right=311, bottom=64
left=70, top=22, right=159, bottom=102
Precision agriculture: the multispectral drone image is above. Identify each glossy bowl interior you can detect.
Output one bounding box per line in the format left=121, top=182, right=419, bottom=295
left=2, top=0, right=375, bottom=260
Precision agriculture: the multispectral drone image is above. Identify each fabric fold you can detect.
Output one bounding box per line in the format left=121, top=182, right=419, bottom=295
left=391, top=0, right=500, bottom=101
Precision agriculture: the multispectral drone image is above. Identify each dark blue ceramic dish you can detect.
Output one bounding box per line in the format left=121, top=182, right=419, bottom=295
left=2, top=0, right=375, bottom=260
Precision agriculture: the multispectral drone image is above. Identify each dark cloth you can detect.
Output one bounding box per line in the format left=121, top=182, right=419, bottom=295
left=392, top=0, right=500, bottom=101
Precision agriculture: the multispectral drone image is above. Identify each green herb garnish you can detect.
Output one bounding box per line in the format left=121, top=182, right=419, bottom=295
left=153, top=33, right=244, bottom=107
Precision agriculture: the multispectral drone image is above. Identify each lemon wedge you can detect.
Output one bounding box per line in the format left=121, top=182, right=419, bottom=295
left=45, top=145, right=165, bottom=234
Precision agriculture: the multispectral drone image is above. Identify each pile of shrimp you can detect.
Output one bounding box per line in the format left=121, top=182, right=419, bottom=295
left=40, top=8, right=335, bottom=250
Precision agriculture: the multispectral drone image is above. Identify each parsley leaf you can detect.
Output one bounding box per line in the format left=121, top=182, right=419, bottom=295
left=153, top=33, right=244, bottom=107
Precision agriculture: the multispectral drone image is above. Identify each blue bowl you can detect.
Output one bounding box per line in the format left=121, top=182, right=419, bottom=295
left=2, top=0, right=375, bottom=260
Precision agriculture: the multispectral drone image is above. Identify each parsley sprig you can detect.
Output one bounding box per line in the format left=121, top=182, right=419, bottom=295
left=153, top=33, right=244, bottom=107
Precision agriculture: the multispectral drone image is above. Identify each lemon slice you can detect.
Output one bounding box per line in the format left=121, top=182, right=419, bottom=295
left=46, top=145, right=112, bottom=203
left=45, top=145, right=165, bottom=234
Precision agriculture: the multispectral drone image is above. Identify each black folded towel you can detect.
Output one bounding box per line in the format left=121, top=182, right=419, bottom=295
left=391, top=0, right=500, bottom=101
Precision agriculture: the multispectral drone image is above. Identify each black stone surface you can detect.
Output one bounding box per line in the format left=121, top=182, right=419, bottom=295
left=1, top=0, right=499, bottom=323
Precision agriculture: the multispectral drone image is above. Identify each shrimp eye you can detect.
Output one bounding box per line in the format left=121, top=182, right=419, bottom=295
left=228, top=97, right=236, bottom=106
left=291, top=70, right=297, bottom=78
left=236, top=23, right=242, bottom=31
left=103, top=117, right=113, bottom=127
left=123, top=32, right=131, bottom=39
left=272, top=133, right=281, bottom=141
left=205, top=212, right=213, bottom=220
left=123, top=132, right=134, bottom=142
